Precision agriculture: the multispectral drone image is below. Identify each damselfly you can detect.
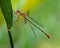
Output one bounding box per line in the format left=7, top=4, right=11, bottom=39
left=14, top=10, right=51, bottom=39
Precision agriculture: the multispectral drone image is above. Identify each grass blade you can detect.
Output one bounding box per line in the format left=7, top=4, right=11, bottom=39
left=0, top=0, right=14, bottom=48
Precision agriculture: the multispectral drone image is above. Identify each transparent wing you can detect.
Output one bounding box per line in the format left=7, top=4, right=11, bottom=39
left=25, top=18, right=51, bottom=39
left=27, top=16, right=43, bottom=27
left=28, top=21, right=37, bottom=38
left=27, top=10, right=43, bottom=27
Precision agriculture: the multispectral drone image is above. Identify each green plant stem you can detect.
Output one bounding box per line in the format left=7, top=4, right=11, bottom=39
left=8, top=30, right=14, bottom=48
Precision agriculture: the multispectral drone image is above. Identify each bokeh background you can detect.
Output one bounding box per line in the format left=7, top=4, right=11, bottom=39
left=0, top=0, right=60, bottom=48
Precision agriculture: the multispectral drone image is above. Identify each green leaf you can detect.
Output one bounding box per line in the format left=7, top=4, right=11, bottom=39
left=0, top=0, right=13, bottom=29
left=0, top=0, right=14, bottom=48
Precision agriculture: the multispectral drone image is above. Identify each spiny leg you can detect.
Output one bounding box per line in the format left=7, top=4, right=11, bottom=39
left=24, top=18, right=27, bottom=24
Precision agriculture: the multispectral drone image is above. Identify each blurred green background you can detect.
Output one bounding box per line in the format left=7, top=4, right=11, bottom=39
left=0, top=0, right=60, bottom=48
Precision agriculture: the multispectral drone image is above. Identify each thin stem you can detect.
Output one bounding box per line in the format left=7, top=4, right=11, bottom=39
left=8, top=30, right=14, bottom=48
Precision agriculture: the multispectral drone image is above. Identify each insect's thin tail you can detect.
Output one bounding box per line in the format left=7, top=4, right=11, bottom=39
left=25, top=18, right=51, bottom=39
